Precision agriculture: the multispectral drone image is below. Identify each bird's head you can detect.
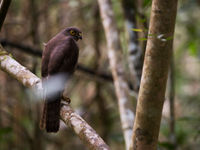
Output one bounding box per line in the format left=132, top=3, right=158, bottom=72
left=64, top=27, right=82, bottom=41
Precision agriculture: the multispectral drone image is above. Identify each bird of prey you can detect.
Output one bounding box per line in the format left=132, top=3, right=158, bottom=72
left=40, top=27, right=82, bottom=132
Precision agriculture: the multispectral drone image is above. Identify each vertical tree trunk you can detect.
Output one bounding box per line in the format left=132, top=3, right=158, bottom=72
left=0, top=0, right=12, bottom=30
left=98, top=0, right=135, bottom=149
left=131, top=0, right=178, bottom=150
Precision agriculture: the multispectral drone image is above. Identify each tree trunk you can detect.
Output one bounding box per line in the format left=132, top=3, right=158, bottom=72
left=98, top=0, right=135, bottom=149
left=0, top=0, right=12, bottom=31
left=131, top=0, right=178, bottom=149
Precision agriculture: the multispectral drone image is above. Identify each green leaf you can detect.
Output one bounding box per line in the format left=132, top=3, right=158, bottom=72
left=138, top=38, right=148, bottom=41
left=143, top=0, right=152, bottom=7
left=148, top=34, right=156, bottom=37
left=132, top=28, right=143, bottom=32
left=136, top=15, right=147, bottom=23
left=188, top=41, right=198, bottom=56
left=158, top=141, right=175, bottom=149
left=0, top=127, right=12, bottom=135
left=166, top=36, right=174, bottom=41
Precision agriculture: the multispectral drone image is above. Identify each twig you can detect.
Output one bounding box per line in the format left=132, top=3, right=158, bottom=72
left=121, top=0, right=143, bottom=91
left=0, top=0, right=12, bottom=30
left=168, top=53, right=176, bottom=148
left=1, top=39, right=42, bottom=56
left=0, top=44, right=110, bottom=150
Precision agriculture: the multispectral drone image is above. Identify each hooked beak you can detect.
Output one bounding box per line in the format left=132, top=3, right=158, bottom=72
left=78, top=32, right=82, bottom=40
left=79, top=35, right=82, bottom=40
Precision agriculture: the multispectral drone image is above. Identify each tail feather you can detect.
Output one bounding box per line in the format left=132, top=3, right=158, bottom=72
left=40, top=90, right=61, bottom=133
left=40, top=100, right=47, bottom=130
left=40, top=74, right=66, bottom=133
left=46, top=96, right=61, bottom=132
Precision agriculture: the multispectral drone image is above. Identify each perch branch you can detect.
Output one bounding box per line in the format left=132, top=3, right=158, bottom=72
left=0, top=45, right=110, bottom=150
left=60, top=104, right=110, bottom=150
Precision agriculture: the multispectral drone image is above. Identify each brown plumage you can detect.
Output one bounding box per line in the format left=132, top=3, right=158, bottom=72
left=40, top=27, right=82, bottom=132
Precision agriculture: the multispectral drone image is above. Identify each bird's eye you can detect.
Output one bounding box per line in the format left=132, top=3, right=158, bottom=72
left=70, top=30, right=75, bottom=36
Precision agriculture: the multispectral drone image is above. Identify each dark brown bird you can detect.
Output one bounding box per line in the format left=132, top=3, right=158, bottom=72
left=40, top=27, right=82, bottom=132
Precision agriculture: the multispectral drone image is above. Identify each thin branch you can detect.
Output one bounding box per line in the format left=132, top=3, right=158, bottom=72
left=0, top=45, right=110, bottom=150
left=1, top=39, right=42, bottom=56
left=98, top=0, right=136, bottom=149
left=0, top=39, right=137, bottom=90
left=168, top=53, right=176, bottom=148
left=0, top=0, right=12, bottom=30
left=121, top=0, right=143, bottom=91
left=77, top=65, right=113, bottom=82
left=0, top=39, right=114, bottom=82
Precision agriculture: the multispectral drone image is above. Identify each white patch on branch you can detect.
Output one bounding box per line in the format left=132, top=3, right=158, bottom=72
left=70, top=116, right=82, bottom=134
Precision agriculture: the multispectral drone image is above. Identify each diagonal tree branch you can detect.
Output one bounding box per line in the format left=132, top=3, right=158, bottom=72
left=0, top=44, right=110, bottom=150
left=98, top=0, right=136, bottom=149
left=60, top=104, right=110, bottom=150
left=0, top=0, right=12, bottom=30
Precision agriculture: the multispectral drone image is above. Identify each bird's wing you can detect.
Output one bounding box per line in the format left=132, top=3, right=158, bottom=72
left=41, top=39, right=74, bottom=132
left=41, top=46, right=49, bottom=78
left=47, top=39, right=73, bottom=75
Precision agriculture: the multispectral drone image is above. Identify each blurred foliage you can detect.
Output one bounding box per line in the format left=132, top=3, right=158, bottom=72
left=0, top=0, right=199, bottom=150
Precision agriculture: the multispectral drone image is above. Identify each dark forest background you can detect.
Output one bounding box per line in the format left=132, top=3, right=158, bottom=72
left=0, top=0, right=200, bottom=150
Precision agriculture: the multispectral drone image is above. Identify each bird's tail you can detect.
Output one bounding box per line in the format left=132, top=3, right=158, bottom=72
left=40, top=92, right=61, bottom=133
left=40, top=100, right=46, bottom=130
left=46, top=95, right=61, bottom=132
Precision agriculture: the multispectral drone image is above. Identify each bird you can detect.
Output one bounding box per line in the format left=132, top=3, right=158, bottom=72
left=40, top=27, right=82, bottom=132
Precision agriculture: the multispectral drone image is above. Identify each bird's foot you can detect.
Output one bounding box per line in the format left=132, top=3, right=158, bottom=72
left=61, top=94, right=71, bottom=104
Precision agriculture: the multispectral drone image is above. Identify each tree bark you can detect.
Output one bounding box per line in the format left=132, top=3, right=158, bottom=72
left=131, top=0, right=178, bottom=149
left=98, top=0, right=135, bottom=149
left=60, top=104, right=110, bottom=150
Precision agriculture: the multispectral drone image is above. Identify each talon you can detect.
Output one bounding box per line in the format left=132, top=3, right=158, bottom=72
left=61, top=95, right=71, bottom=104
